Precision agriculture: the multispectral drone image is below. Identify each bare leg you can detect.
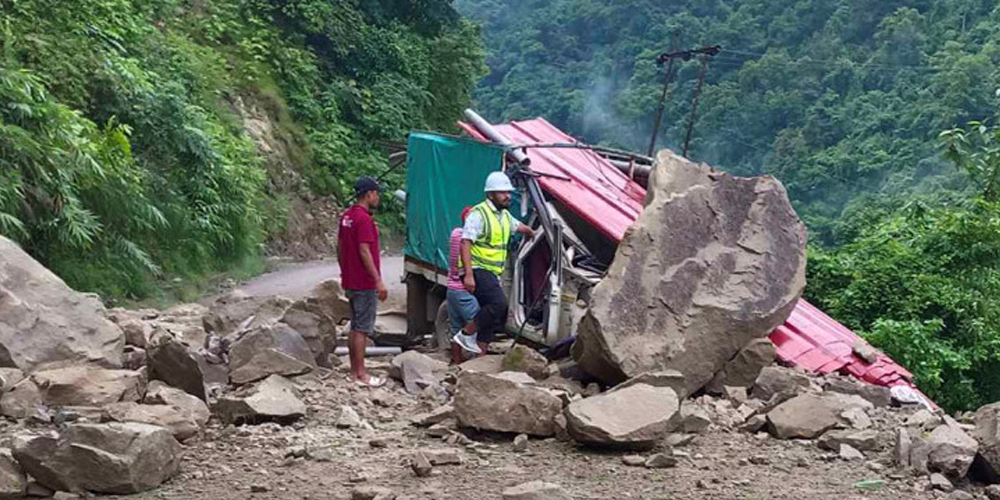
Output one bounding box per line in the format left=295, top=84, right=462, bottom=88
left=349, top=330, right=369, bottom=382
left=476, top=341, right=488, bottom=357
left=451, top=343, right=464, bottom=365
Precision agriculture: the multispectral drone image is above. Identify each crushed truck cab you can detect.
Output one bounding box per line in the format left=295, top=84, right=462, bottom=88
left=401, top=118, right=631, bottom=348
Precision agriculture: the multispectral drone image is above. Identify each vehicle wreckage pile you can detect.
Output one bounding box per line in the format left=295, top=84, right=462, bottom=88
left=2, top=154, right=1000, bottom=499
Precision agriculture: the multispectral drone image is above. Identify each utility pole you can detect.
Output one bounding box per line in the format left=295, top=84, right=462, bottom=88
left=647, top=33, right=679, bottom=157
left=682, top=53, right=712, bottom=158
left=647, top=44, right=721, bottom=157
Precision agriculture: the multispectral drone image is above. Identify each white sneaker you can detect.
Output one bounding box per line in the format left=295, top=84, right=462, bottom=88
left=452, top=332, right=482, bottom=354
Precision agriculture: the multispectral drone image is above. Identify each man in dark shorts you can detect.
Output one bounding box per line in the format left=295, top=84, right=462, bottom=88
left=337, top=176, right=387, bottom=387
left=458, top=172, right=535, bottom=351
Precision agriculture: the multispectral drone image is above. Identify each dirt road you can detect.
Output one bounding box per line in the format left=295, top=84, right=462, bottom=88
left=230, top=255, right=407, bottom=312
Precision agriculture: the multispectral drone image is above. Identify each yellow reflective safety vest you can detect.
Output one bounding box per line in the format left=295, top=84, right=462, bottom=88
left=470, top=200, right=513, bottom=276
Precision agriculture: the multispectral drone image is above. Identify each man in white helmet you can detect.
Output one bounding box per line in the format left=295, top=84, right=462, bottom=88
left=452, top=171, right=535, bottom=355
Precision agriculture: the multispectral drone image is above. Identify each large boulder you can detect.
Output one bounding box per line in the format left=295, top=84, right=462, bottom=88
left=0, top=236, right=124, bottom=371
left=102, top=402, right=201, bottom=441
left=228, top=324, right=316, bottom=385
left=564, top=383, right=680, bottom=448
left=571, top=152, right=807, bottom=393
left=280, top=300, right=336, bottom=367
left=213, top=374, right=306, bottom=425
left=147, top=333, right=207, bottom=401
left=30, top=366, right=145, bottom=407
left=453, top=372, right=563, bottom=437
left=12, top=423, right=181, bottom=494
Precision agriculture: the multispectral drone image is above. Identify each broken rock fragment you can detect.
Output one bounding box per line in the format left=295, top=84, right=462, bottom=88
left=280, top=300, right=336, bottom=367
left=147, top=333, right=207, bottom=401
left=0, top=448, right=26, bottom=499
left=501, top=481, right=572, bottom=500
left=565, top=383, right=680, bottom=448
left=227, top=324, right=316, bottom=385
left=752, top=366, right=811, bottom=401
left=30, top=366, right=145, bottom=407
left=927, top=419, right=978, bottom=477
left=818, top=429, right=881, bottom=452
left=389, top=350, right=447, bottom=394
left=12, top=423, right=181, bottom=494
left=144, top=380, right=210, bottom=428
left=0, top=379, right=44, bottom=419
left=213, top=375, right=306, bottom=425
left=101, top=402, right=200, bottom=441
left=972, top=402, right=1000, bottom=481
left=571, top=152, right=807, bottom=395
left=766, top=393, right=864, bottom=439
left=454, top=372, right=562, bottom=437
left=501, top=345, right=549, bottom=380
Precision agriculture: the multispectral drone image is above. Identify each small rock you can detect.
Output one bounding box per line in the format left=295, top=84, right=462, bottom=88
left=644, top=453, right=678, bottom=469
left=501, top=480, right=571, bottom=500
left=500, top=345, right=549, bottom=380
left=929, top=473, right=953, bottom=492
left=680, top=404, right=712, bottom=433
left=52, top=492, right=79, bottom=500
left=337, top=406, right=364, bottom=428
left=512, top=434, right=529, bottom=453
left=840, top=444, right=864, bottom=461
left=421, top=449, right=462, bottom=466
left=841, top=407, right=873, bottom=430
left=984, top=484, right=1000, bottom=500
left=0, top=448, right=26, bottom=499
left=410, top=453, right=433, bottom=478
left=251, top=483, right=271, bottom=493
left=947, top=491, right=973, bottom=500
left=622, top=455, right=646, bottom=467
left=369, top=438, right=388, bottom=449
left=895, top=428, right=912, bottom=467
left=664, top=433, right=696, bottom=447
left=906, top=409, right=941, bottom=429
left=739, top=415, right=767, bottom=433
left=410, top=405, right=454, bottom=427
left=351, top=486, right=396, bottom=500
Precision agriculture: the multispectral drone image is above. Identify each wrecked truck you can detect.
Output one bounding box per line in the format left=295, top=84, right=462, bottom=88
left=400, top=109, right=921, bottom=398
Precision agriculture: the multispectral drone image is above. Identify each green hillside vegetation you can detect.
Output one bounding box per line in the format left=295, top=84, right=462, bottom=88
left=0, top=0, right=483, bottom=300
left=456, top=0, right=1000, bottom=410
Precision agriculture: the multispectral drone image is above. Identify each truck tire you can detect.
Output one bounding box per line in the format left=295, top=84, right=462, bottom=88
left=406, top=273, right=431, bottom=341
left=433, top=301, right=451, bottom=350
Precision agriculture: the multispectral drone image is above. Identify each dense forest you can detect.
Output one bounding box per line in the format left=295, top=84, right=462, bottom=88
left=456, top=0, right=1000, bottom=411
left=0, top=0, right=483, bottom=299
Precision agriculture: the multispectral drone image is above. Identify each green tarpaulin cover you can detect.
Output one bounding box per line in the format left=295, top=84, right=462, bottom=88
left=404, top=132, right=505, bottom=272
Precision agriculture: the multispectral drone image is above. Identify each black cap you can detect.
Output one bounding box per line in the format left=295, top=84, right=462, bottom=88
left=354, top=176, right=382, bottom=197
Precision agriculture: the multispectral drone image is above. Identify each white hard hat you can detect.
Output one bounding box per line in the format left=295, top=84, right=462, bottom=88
left=484, top=171, right=515, bottom=193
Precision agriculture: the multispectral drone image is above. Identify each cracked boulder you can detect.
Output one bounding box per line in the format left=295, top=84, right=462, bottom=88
left=572, top=151, right=806, bottom=395
left=213, top=375, right=306, bottom=425
left=0, top=236, right=124, bottom=371
left=12, top=423, right=181, bottom=494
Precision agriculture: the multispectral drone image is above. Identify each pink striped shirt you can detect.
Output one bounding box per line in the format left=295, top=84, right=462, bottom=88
left=447, top=228, right=465, bottom=291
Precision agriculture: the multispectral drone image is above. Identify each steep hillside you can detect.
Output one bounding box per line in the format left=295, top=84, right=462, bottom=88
left=0, top=0, right=484, bottom=299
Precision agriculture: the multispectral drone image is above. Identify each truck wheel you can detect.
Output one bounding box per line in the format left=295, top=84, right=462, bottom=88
left=433, top=301, right=451, bottom=351
left=405, top=273, right=431, bottom=341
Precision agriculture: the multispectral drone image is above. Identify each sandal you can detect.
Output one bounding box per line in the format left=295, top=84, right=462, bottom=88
left=355, top=375, right=386, bottom=388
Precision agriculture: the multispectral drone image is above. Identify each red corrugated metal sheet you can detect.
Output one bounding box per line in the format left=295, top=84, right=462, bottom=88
left=458, top=117, right=644, bottom=243
left=460, top=117, right=919, bottom=393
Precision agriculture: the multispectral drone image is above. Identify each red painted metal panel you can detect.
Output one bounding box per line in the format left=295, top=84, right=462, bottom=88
left=459, top=117, right=919, bottom=393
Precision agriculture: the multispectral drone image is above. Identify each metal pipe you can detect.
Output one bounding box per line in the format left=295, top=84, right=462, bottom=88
left=333, top=346, right=402, bottom=356
left=463, top=109, right=531, bottom=166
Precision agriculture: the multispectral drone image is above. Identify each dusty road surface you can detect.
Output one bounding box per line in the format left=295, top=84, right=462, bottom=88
left=101, top=364, right=946, bottom=500
left=229, top=255, right=408, bottom=313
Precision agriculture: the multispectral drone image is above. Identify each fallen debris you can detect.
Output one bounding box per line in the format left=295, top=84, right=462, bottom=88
left=389, top=350, right=447, bottom=394
left=29, top=365, right=145, bottom=407
left=0, top=448, right=26, bottom=499
left=564, top=383, right=680, bottom=448
left=453, top=371, right=563, bottom=437
left=227, top=324, right=316, bottom=385
left=12, top=422, right=181, bottom=494
left=213, top=375, right=306, bottom=425
left=571, top=152, right=807, bottom=394
left=0, top=236, right=124, bottom=372
left=101, top=402, right=201, bottom=441
left=147, top=332, right=208, bottom=401
left=501, top=481, right=572, bottom=500
left=501, top=345, right=549, bottom=380
left=766, top=393, right=863, bottom=439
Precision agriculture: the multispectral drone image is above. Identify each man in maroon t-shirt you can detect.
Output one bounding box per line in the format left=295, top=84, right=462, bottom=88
left=338, top=176, right=387, bottom=387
